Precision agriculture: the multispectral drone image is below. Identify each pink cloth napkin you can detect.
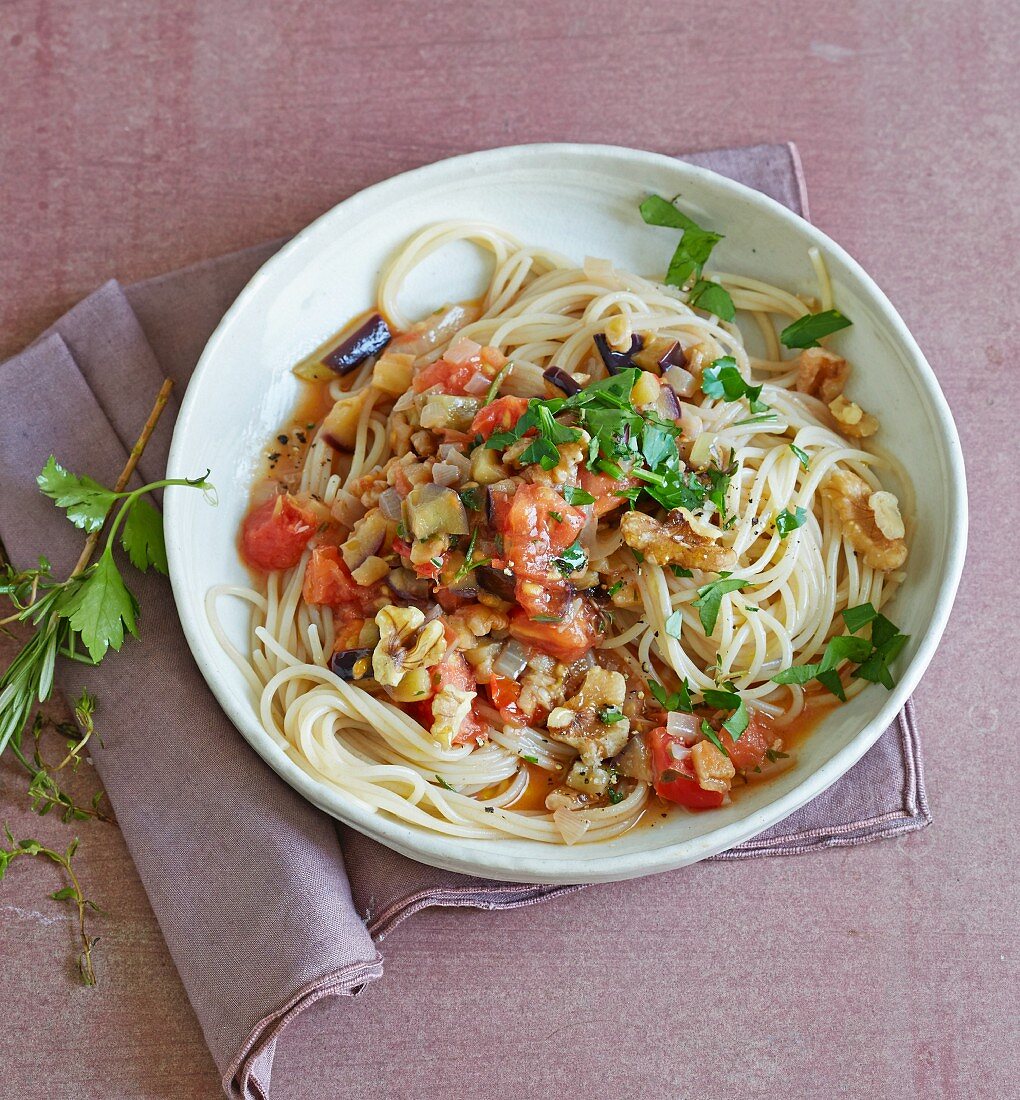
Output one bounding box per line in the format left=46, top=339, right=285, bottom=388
left=0, top=143, right=929, bottom=1099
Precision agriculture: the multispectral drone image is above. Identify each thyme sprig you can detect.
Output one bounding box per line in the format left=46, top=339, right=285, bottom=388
left=0, top=827, right=102, bottom=985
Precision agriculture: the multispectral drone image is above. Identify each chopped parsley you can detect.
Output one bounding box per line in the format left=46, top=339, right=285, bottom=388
left=687, top=279, right=736, bottom=321
left=701, top=357, right=768, bottom=413
left=598, top=706, right=625, bottom=725
left=765, top=748, right=790, bottom=763
left=692, top=573, right=751, bottom=635
left=552, top=540, right=587, bottom=577
left=790, top=443, right=811, bottom=470
left=548, top=510, right=563, bottom=523
left=562, top=486, right=595, bottom=506
left=452, top=528, right=492, bottom=581
left=780, top=309, right=852, bottom=349
left=520, top=754, right=539, bottom=765
left=701, top=686, right=750, bottom=740
left=434, top=775, right=455, bottom=791
left=638, top=197, right=735, bottom=320
left=664, top=609, right=683, bottom=639
left=606, top=786, right=626, bottom=805
left=699, top=720, right=729, bottom=757
left=670, top=565, right=694, bottom=579
left=606, top=580, right=624, bottom=597
left=771, top=602, right=909, bottom=698
left=459, top=486, right=482, bottom=512
left=648, top=677, right=693, bottom=714
left=775, top=506, right=808, bottom=538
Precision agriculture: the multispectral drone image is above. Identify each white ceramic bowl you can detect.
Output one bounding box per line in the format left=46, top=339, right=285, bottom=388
left=165, top=143, right=966, bottom=884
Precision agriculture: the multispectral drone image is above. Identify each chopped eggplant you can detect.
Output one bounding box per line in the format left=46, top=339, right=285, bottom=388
left=388, top=567, right=431, bottom=601
left=404, top=483, right=469, bottom=540
left=543, top=366, right=582, bottom=395
left=594, top=332, right=644, bottom=375
left=322, top=313, right=391, bottom=375
left=330, top=647, right=375, bottom=681
left=417, top=393, right=481, bottom=432
left=477, top=564, right=517, bottom=602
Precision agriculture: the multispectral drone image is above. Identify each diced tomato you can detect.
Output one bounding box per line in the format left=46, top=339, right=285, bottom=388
left=508, top=601, right=602, bottom=664
left=242, top=494, right=318, bottom=571
left=422, top=648, right=488, bottom=746
left=412, top=357, right=492, bottom=395
left=470, top=396, right=530, bottom=440
left=648, top=726, right=725, bottom=809
left=488, top=674, right=528, bottom=725
left=579, top=467, right=641, bottom=518
left=718, top=710, right=773, bottom=772
left=302, top=546, right=380, bottom=620
left=499, top=483, right=586, bottom=583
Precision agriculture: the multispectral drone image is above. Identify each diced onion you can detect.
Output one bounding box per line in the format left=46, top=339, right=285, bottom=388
left=446, top=337, right=482, bottom=364
left=463, top=370, right=492, bottom=395
left=378, top=487, right=403, bottom=520
left=664, top=364, right=697, bottom=397
left=432, top=462, right=461, bottom=487
left=666, top=711, right=700, bottom=743
left=438, top=444, right=472, bottom=472
left=583, top=255, right=616, bottom=280
left=331, top=489, right=365, bottom=527
left=553, top=806, right=590, bottom=845
left=493, top=639, right=528, bottom=680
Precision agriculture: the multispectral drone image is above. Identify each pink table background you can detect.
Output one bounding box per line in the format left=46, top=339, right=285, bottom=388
left=1, top=2, right=1016, bottom=1097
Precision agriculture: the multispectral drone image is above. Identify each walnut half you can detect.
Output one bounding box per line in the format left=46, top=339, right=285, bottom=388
left=822, top=470, right=907, bottom=571
left=620, top=508, right=736, bottom=571
left=546, top=668, right=631, bottom=765
left=371, top=605, right=448, bottom=686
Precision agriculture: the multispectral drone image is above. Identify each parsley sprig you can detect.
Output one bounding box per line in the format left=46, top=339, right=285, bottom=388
left=771, top=602, right=909, bottom=699
left=639, top=195, right=736, bottom=321
left=0, top=382, right=214, bottom=759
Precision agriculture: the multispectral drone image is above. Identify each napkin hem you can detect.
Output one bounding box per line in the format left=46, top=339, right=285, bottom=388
left=225, top=952, right=384, bottom=1100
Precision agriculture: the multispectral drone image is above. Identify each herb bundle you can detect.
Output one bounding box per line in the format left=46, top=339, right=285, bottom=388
left=0, top=380, right=214, bottom=984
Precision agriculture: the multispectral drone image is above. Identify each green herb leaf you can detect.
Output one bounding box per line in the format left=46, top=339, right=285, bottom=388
left=688, top=279, right=736, bottom=322
left=36, top=457, right=118, bottom=533
left=701, top=687, right=750, bottom=740
left=699, top=720, right=729, bottom=756
left=648, top=678, right=693, bottom=713
left=664, top=609, right=683, bottom=639
left=598, top=706, right=625, bottom=725
left=57, top=550, right=139, bottom=663
left=775, top=506, right=808, bottom=539
left=119, top=497, right=168, bottom=574
left=841, top=602, right=877, bottom=633
left=639, top=195, right=725, bottom=290
left=553, top=540, right=587, bottom=577
left=790, top=443, right=811, bottom=470
left=670, top=565, right=694, bottom=579
left=562, top=486, right=595, bottom=506
left=692, top=573, right=750, bottom=635
left=779, top=309, right=852, bottom=349
left=701, top=357, right=767, bottom=411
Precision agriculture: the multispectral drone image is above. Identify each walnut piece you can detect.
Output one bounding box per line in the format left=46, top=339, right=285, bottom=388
left=822, top=470, right=908, bottom=571
left=691, top=739, right=736, bottom=793
left=372, top=605, right=448, bottom=687
left=796, top=347, right=850, bottom=404
left=430, top=683, right=476, bottom=749
left=829, top=394, right=879, bottom=438
left=546, top=668, right=631, bottom=765
left=620, top=508, right=736, bottom=571
left=446, top=604, right=509, bottom=649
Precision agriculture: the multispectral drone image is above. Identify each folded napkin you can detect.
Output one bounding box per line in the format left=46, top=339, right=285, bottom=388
left=0, top=143, right=930, bottom=1099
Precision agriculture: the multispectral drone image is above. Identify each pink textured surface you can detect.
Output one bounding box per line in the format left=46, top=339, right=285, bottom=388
left=0, top=3, right=1016, bottom=1099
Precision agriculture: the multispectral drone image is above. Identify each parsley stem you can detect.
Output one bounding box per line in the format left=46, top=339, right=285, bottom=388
left=69, top=377, right=174, bottom=578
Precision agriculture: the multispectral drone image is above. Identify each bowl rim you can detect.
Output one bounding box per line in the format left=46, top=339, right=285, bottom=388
left=165, top=141, right=967, bottom=883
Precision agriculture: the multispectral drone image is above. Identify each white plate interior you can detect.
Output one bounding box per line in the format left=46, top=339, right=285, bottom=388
left=165, top=144, right=966, bottom=883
